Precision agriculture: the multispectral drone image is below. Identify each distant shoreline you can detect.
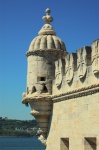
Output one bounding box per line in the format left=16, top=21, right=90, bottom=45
left=0, top=136, right=36, bottom=138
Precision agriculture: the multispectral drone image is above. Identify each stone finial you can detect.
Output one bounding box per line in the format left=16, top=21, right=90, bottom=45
left=42, top=8, right=53, bottom=24
left=38, top=8, right=56, bottom=35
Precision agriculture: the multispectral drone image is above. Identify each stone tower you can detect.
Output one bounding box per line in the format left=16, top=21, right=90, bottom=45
left=22, top=8, right=66, bottom=144
left=22, top=8, right=99, bottom=150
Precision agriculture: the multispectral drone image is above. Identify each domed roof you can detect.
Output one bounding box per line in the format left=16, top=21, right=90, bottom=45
left=28, top=8, right=66, bottom=52
left=29, top=34, right=66, bottom=51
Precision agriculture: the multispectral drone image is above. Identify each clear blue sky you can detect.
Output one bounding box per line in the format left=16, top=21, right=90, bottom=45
left=0, top=0, right=99, bottom=120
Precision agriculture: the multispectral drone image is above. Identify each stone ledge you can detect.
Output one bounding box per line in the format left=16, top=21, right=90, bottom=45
left=22, top=93, right=52, bottom=105
left=30, top=110, right=51, bottom=117
left=52, top=83, right=99, bottom=102
left=26, top=49, right=66, bottom=57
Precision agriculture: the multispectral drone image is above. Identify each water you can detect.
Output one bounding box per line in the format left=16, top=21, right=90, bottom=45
left=0, top=137, right=45, bottom=150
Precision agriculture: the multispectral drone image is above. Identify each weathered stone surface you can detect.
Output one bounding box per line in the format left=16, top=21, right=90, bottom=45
left=22, top=8, right=99, bottom=150
left=28, top=35, right=66, bottom=51
left=65, top=53, right=77, bottom=83
left=77, top=46, right=91, bottom=79
left=91, top=39, right=99, bottom=74
left=55, top=59, right=63, bottom=87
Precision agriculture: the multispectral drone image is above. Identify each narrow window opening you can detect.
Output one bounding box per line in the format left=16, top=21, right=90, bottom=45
left=84, top=137, right=96, bottom=150
left=31, top=86, right=36, bottom=94
left=37, top=76, right=46, bottom=81
left=42, top=85, right=48, bottom=93
left=60, top=138, right=69, bottom=150
left=41, top=77, right=46, bottom=81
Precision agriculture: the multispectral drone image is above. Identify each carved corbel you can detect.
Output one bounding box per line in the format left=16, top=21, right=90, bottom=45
left=65, top=53, right=77, bottom=83
left=91, top=39, right=99, bottom=74
left=55, top=59, right=62, bottom=87
left=77, top=46, right=91, bottom=79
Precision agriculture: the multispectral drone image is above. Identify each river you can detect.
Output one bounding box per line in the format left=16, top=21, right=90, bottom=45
left=0, top=137, right=45, bottom=150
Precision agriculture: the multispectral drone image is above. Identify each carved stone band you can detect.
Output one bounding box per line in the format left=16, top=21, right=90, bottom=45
left=52, top=83, right=99, bottom=102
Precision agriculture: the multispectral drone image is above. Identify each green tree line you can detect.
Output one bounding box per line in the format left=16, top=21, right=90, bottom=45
left=0, top=118, right=38, bottom=137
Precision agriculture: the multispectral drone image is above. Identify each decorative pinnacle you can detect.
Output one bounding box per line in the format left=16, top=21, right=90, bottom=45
left=42, top=8, right=53, bottom=24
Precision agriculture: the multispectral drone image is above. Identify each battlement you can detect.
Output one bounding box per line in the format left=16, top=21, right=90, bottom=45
left=53, top=39, right=99, bottom=96
left=22, top=8, right=99, bottom=148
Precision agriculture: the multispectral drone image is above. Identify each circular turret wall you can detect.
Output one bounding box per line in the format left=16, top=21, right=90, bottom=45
left=27, top=53, right=55, bottom=95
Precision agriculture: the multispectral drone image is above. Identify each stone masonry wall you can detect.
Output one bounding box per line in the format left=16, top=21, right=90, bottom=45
left=46, top=93, right=99, bottom=150
left=46, top=39, right=99, bottom=150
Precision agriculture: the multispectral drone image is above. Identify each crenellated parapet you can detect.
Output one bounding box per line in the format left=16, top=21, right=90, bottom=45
left=91, top=39, right=99, bottom=74
left=53, top=39, right=99, bottom=97
left=65, top=53, right=77, bottom=83
left=77, top=46, right=91, bottom=79
left=55, top=59, right=63, bottom=87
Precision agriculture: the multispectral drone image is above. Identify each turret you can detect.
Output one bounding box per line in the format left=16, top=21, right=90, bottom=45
left=22, top=8, right=66, bottom=145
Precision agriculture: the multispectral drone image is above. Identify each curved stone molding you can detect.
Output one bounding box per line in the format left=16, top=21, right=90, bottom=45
left=65, top=53, right=77, bottom=83
left=38, top=135, right=46, bottom=145
left=55, top=59, right=63, bottom=87
left=26, top=49, right=66, bottom=58
left=22, top=94, right=52, bottom=145
left=30, top=110, right=51, bottom=116
left=22, top=94, right=52, bottom=103
left=77, top=46, right=91, bottom=79
left=52, top=83, right=99, bottom=102
left=91, top=39, right=99, bottom=74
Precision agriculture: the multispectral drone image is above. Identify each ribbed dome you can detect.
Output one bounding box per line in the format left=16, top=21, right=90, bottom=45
left=29, top=34, right=66, bottom=51
left=28, top=8, right=66, bottom=52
